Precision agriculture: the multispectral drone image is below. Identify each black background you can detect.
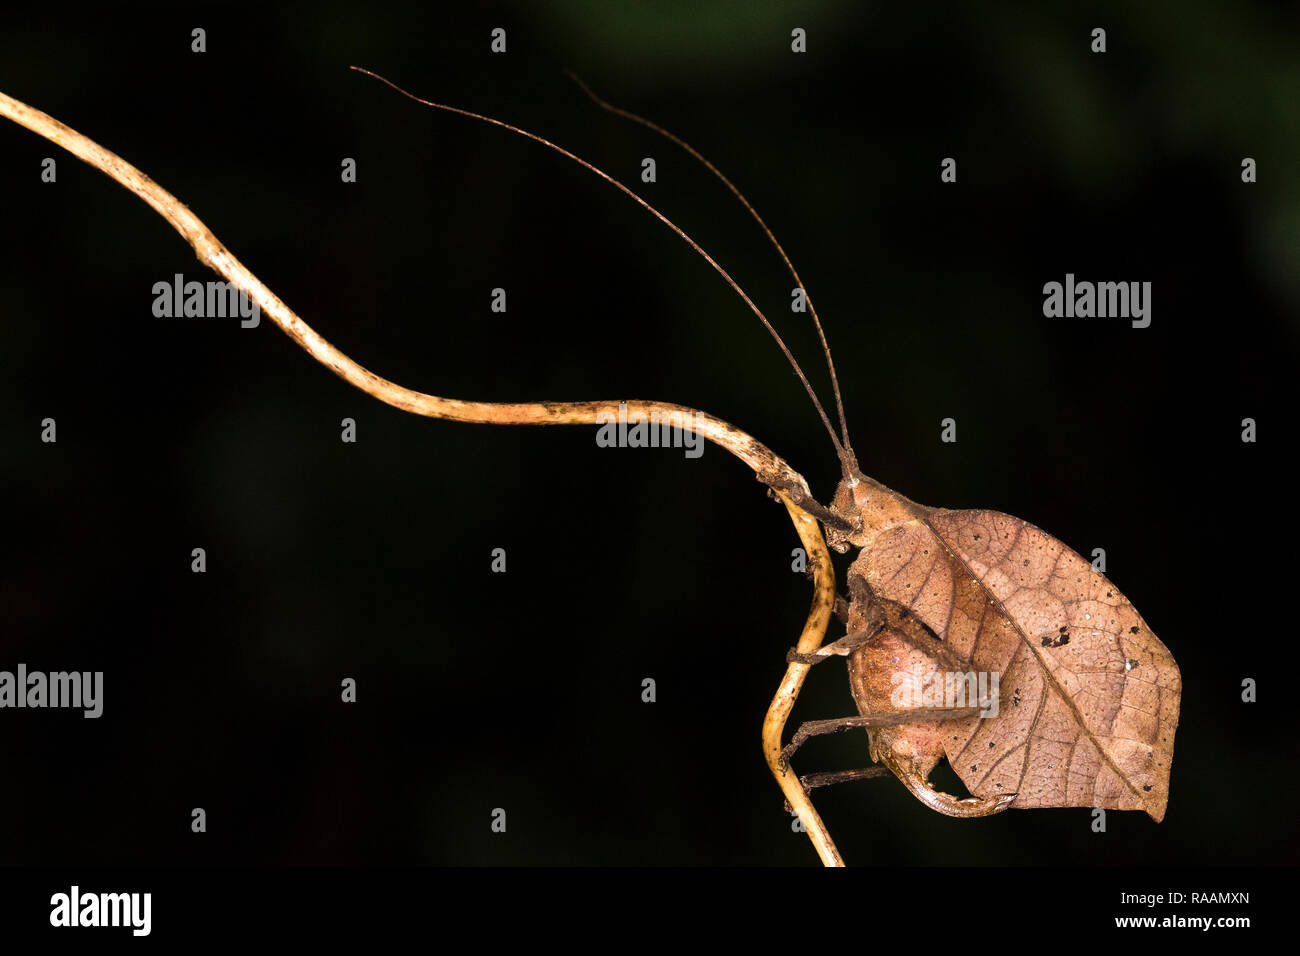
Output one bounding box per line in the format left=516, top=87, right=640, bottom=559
left=1, top=1, right=1297, bottom=868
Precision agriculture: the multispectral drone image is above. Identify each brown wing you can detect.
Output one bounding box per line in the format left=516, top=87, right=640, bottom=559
left=847, top=507, right=1180, bottom=821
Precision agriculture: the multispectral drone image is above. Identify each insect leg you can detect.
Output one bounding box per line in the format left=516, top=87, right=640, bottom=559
left=761, top=473, right=853, bottom=534
left=780, top=707, right=985, bottom=770
left=780, top=767, right=894, bottom=811
left=785, top=625, right=883, bottom=665
left=778, top=716, right=880, bottom=770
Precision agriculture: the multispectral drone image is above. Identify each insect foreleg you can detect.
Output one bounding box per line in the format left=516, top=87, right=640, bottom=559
left=761, top=473, right=853, bottom=535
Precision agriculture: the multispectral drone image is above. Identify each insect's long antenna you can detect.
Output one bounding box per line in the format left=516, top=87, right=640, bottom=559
left=349, top=66, right=846, bottom=462
left=565, top=71, right=856, bottom=473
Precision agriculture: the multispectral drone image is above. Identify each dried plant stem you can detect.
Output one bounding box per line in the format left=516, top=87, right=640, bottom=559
left=0, top=89, right=808, bottom=482
left=764, top=498, right=843, bottom=866
left=0, top=85, right=841, bottom=865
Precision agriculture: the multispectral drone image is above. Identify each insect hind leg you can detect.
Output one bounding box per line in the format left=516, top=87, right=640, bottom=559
left=778, top=707, right=980, bottom=771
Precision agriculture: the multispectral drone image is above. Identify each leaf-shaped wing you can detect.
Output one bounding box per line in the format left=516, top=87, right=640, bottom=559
left=848, top=506, right=1180, bottom=821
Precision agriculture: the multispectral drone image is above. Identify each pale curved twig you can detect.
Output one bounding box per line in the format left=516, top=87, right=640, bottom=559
left=0, top=86, right=807, bottom=486
left=763, top=498, right=842, bottom=866
left=0, top=84, right=845, bottom=864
